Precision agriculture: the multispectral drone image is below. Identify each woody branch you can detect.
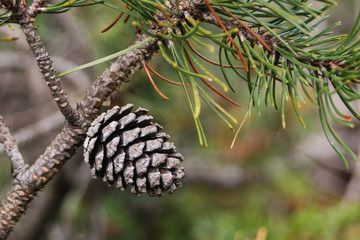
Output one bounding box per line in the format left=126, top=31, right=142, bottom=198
left=0, top=117, right=27, bottom=177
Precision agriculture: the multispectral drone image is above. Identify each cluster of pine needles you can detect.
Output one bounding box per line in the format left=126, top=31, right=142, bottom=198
left=1, top=0, right=359, bottom=166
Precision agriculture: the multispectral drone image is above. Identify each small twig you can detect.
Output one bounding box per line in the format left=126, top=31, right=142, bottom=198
left=2, top=0, right=81, bottom=126
left=14, top=13, right=82, bottom=126
left=0, top=116, right=27, bottom=177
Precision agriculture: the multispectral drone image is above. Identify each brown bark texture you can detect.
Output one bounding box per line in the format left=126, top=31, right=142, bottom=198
left=0, top=35, right=159, bottom=239
left=0, top=0, right=160, bottom=235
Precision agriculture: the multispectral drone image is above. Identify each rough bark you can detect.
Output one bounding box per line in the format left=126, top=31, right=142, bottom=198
left=15, top=12, right=81, bottom=126
left=0, top=117, right=26, bottom=176
left=0, top=33, right=159, bottom=239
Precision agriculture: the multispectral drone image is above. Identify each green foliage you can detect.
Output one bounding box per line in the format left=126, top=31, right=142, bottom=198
left=37, top=0, right=359, bottom=165
left=0, top=6, right=10, bottom=24
left=39, top=0, right=103, bottom=14
left=2, top=0, right=359, bottom=164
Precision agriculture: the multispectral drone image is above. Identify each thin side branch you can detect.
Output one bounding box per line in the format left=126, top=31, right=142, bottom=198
left=0, top=33, right=159, bottom=239
left=10, top=9, right=81, bottom=126
left=0, top=117, right=27, bottom=177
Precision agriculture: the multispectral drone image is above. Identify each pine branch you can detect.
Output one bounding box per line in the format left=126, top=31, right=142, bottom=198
left=106, top=0, right=359, bottom=163
left=8, top=7, right=82, bottom=126
left=193, top=3, right=359, bottom=84
left=0, top=32, right=159, bottom=239
left=47, top=0, right=358, bottom=160
left=0, top=0, right=359, bottom=238
left=0, top=116, right=27, bottom=177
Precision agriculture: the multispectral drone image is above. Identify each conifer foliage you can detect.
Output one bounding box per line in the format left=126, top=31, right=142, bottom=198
left=0, top=0, right=359, bottom=239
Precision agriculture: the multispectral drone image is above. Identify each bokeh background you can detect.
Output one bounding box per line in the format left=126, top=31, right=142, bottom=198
left=0, top=0, right=360, bottom=239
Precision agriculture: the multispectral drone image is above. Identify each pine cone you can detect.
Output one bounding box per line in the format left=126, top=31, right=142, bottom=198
left=83, top=104, right=185, bottom=196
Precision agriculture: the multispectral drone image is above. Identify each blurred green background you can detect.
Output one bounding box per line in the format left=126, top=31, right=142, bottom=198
left=0, top=0, right=359, bottom=239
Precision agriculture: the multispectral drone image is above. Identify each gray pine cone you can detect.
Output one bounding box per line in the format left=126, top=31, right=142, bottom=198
left=83, top=104, right=185, bottom=196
